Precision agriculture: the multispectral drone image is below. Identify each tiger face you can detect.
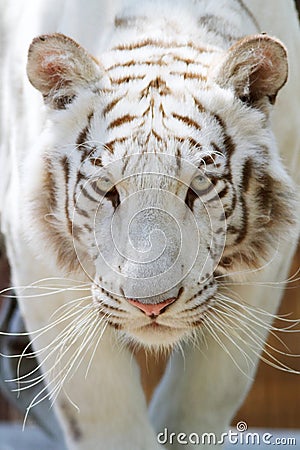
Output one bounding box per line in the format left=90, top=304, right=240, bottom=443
left=25, top=33, right=296, bottom=348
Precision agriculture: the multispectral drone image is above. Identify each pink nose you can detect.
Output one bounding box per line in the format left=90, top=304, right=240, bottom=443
left=127, top=297, right=176, bottom=317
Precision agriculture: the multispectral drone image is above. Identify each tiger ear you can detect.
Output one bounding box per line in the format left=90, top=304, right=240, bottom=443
left=27, top=33, right=101, bottom=108
left=214, top=34, right=288, bottom=104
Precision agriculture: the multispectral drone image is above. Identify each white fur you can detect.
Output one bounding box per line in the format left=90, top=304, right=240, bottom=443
left=0, top=1, right=299, bottom=449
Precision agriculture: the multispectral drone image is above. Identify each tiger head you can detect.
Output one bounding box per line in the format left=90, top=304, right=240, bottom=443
left=24, top=33, right=296, bottom=349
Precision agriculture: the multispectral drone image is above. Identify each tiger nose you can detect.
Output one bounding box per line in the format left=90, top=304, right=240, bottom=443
left=127, top=297, right=176, bottom=317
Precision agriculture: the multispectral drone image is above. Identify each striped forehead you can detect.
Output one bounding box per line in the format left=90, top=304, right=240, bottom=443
left=85, top=100, right=231, bottom=184
left=102, top=38, right=218, bottom=88
left=95, top=40, right=226, bottom=158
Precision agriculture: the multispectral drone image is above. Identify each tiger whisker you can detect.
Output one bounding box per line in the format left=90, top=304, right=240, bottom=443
left=213, top=302, right=298, bottom=360
left=205, top=311, right=256, bottom=373
left=0, top=282, right=91, bottom=299
left=48, top=312, right=110, bottom=406
left=21, top=308, right=107, bottom=427
left=217, top=290, right=300, bottom=329
left=216, top=295, right=290, bottom=333
left=3, top=300, right=94, bottom=361
left=215, top=298, right=293, bottom=354
left=62, top=388, right=80, bottom=414
left=9, top=303, right=100, bottom=387
left=203, top=313, right=255, bottom=379
left=85, top=321, right=109, bottom=379
left=49, top=315, right=101, bottom=405
left=0, top=296, right=94, bottom=341
left=210, top=304, right=300, bottom=374
left=192, top=327, right=208, bottom=352
left=12, top=308, right=98, bottom=390
left=49, top=296, right=93, bottom=320
left=65, top=312, right=107, bottom=379
left=216, top=264, right=300, bottom=288
left=175, top=340, right=186, bottom=371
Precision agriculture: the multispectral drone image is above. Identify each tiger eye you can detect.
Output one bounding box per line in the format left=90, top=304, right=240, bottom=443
left=54, top=95, right=75, bottom=110
left=190, top=174, right=212, bottom=194
left=96, top=177, right=113, bottom=194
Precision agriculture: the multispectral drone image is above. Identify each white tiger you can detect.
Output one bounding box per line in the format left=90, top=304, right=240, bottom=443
left=0, top=0, right=299, bottom=449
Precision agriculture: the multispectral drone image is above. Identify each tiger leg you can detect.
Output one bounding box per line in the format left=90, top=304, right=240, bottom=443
left=9, top=242, right=162, bottom=450
left=149, top=243, right=296, bottom=450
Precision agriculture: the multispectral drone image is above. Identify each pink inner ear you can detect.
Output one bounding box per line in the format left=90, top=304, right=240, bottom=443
left=217, top=35, right=288, bottom=101
left=250, top=47, right=281, bottom=96
left=39, top=51, right=68, bottom=88
left=27, top=33, right=100, bottom=96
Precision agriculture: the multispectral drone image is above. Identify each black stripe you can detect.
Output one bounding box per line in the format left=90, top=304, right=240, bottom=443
left=241, top=158, right=253, bottom=192
left=172, top=112, right=202, bottom=130
left=76, top=112, right=94, bottom=151
left=107, top=114, right=138, bottom=130
left=112, top=39, right=217, bottom=54
left=198, top=15, right=243, bottom=43
left=75, top=206, right=90, bottom=218
left=217, top=185, right=229, bottom=199
left=235, top=0, right=260, bottom=30
left=90, top=182, right=120, bottom=209
left=61, top=156, right=73, bottom=235
left=80, top=186, right=98, bottom=203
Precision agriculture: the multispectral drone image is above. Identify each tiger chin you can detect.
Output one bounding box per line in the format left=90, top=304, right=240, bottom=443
left=1, top=1, right=300, bottom=450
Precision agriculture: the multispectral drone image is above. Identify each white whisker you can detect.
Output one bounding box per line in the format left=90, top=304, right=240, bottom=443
left=203, top=311, right=254, bottom=379
left=210, top=298, right=300, bottom=374
left=85, top=321, right=109, bottom=379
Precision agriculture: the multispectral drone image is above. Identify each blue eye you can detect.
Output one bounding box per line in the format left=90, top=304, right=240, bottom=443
left=96, top=177, right=113, bottom=194
left=190, top=174, right=211, bottom=194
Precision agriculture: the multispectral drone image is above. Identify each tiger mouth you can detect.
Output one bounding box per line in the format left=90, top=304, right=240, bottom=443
left=104, top=294, right=212, bottom=328
left=93, top=289, right=215, bottom=348
left=141, top=322, right=175, bottom=331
